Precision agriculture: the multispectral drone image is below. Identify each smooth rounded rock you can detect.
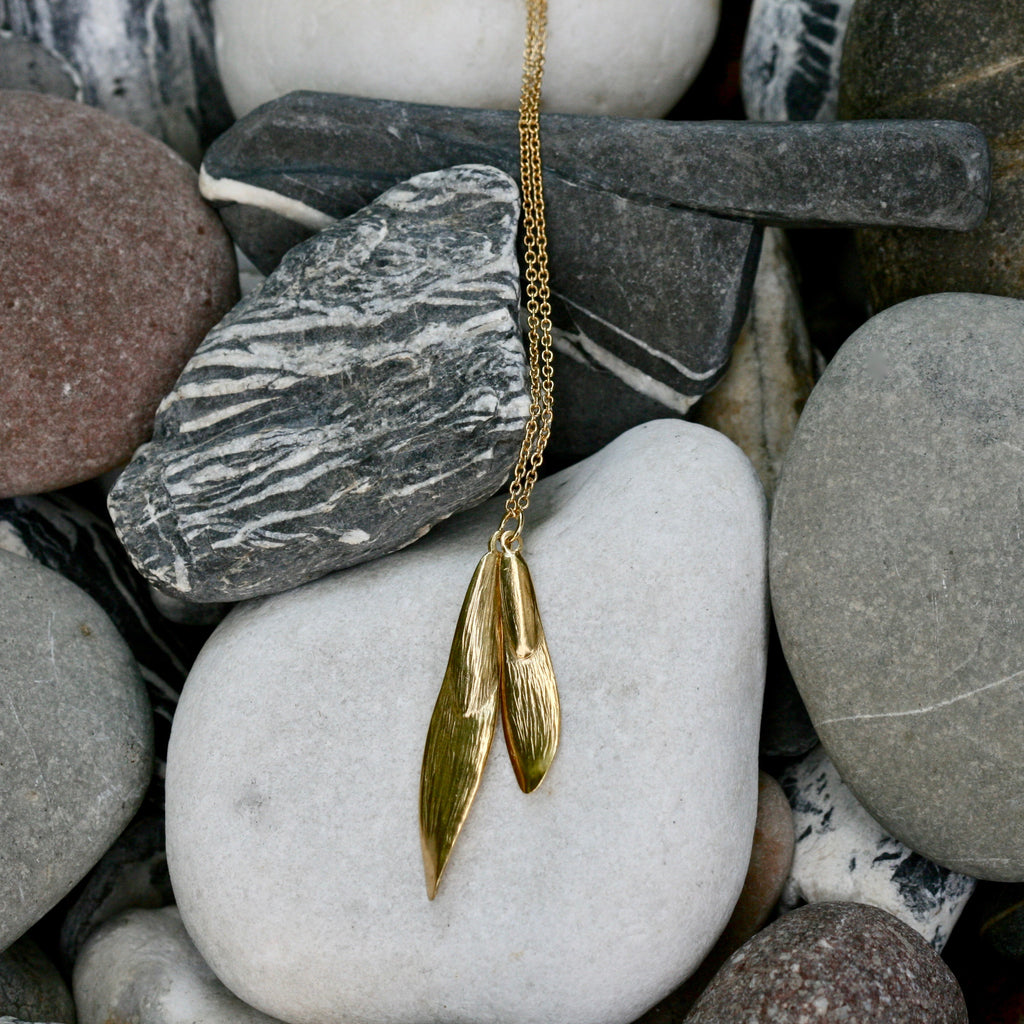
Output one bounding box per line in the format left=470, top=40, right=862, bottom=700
left=633, top=771, right=794, bottom=1021
left=685, top=902, right=968, bottom=1023
left=73, top=907, right=282, bottom=1024
left=212, top=0, right=719, bottom=120
left=0, top=938, right=74, bottom=1024
left=0, top=550, right=153, bottom=950
left=167, top=420, right=768, bottom=1024
left=0, top=92, right=238, bottom=498
left=771, top=293, right=1024, bottom=880
left=838, top=0, right=1023, bottom=309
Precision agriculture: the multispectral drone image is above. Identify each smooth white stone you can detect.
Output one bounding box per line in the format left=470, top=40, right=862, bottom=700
left=212, top=0, right=720, bottom=120
left=73, top=908, right=282, bottom=1024
left=166, top=420, right=768, bottom=1024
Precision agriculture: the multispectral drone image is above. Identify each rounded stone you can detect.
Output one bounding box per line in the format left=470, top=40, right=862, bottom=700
left=212, top=0, right=720, bottom=120
left=685, top=902, right=968, bottom=1023
left=770, top=293, right=1024, bottom=880
left=73, top=908, right=281, bottom=1024
left=0, top=549, right=153, bottom=950
left=838, top=0, right=1024, bottom=309
left=0, top=33, right=81, bottom=100
left=0, top=91, right=238, bottom=498
left=167, top=420, right=768, bottom=1024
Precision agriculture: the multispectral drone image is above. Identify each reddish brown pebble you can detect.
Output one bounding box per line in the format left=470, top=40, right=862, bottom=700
left=685, top=902, right=968, bottom=1024
left=0, top=91, right=237, bottom=497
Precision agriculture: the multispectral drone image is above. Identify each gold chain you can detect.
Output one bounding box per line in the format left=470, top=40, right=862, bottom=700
left=499, top=0, right=554, bottom=545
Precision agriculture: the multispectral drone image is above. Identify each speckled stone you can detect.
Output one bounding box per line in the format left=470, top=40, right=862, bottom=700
left=0, top=938, right=75, bottom=1024
left=0, top=549, right=153, bottom=950
left=0, top=92, right=238, bottom=498
left=685, top=902, right=968, bottom=1023
left=771, top=293, right=1024, bottom=881
left=838, top=0, right=1023, bottom=309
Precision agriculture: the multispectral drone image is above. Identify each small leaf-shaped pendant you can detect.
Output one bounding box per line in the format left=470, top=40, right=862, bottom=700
left=498, top=546, right=560, bottom=793
left=419, top=549, right=503, bottom=900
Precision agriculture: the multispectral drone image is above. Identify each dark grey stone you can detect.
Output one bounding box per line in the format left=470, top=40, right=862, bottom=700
left=0, top=550, right=153, bottom=951
left=0, top=494, right=202, bottom=792
left=685, top=903, right=968, bottom=1023
left=839, top=0, right=1024, bottom=310
left=778, top=746, right=975, bottom=950
left=0, top=31, right=80, bottom=99
left=200, top=91, right=988, bottom=459
left=742, top=0, right=855, bottom=121
left=0, top=0, right=232, bottom=164
left=109, top=165, right=528, bottom=603
left=0, top=938, right=74, bottom=1023
left=59, top=815, right=171, bottom=970
left=770, top=293, right=1024, bottom=881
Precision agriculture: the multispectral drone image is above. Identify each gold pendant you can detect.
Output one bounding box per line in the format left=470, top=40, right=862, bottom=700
left=419, top=532, right=559, bottom=899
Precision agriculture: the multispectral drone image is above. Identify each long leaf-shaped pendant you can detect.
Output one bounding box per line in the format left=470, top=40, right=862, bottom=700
left=499, top=547, right=560, bottom=793
left=419, top=548, right=503, bottom=900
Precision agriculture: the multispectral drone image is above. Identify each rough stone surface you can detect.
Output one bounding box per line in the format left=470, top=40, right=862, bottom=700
left=1, top=0, right=232, bottom=164
left=0, top=938, right=74, bottom=1024
left=685, top=902, right=968, bottom=1023
left=59, top=814, right=173, bottom=970
left=690, top=227, right=821, bottom=504
left=201, top=93, right=988, bottom=460
left=771, top=293, right=1024, bottom=880
left=839, top=0, right=1024, bottom=310
left=742, top=0, right=855, bottom=121
left=0, top=31, right=80, bottom=99
left=0, top=92, right=238, bottom=498
left=211, top=0, right=718, bottom=120
left=73, top=907, right=282, bottom=1024
left=778, top=746, right=975, bottom=949
left=0, top=550, right=153, bottom=951
left=0, top=494, right=195, bottom=788
left=109, top=165, right=528, bottom=603
left=633, top=772, right=794, bottom=1022
left=166, top=420, right=769, bottom=1024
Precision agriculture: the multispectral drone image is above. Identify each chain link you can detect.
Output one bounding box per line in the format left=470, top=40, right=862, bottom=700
left=499, top=0, right=554, bottom=544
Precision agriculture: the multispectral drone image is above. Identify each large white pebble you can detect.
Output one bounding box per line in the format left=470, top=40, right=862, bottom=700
left=212, top=0, right=720, bottom=119
left=167, top=420, right=768, bottom=1024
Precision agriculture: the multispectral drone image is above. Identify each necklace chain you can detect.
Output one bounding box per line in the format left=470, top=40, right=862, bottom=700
left=500, top=0, right=554, bottom=544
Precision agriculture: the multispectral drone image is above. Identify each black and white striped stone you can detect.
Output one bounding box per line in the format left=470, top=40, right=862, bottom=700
left=0, top=493, right=195, bottom=789
left=0, top=0, right=232, bottom=164
left=109, top=165, right=528, bottom=603
left=742, top=0, right=855, bottom=121
left=778, top=746, right=976, bottom=950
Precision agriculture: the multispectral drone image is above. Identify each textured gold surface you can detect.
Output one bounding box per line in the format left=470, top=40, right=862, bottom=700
left=499, top=549, right=560, bottom=793
left=419, top=550, right=502, bottom=900
left=419, top=0, right=560, bottom=899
